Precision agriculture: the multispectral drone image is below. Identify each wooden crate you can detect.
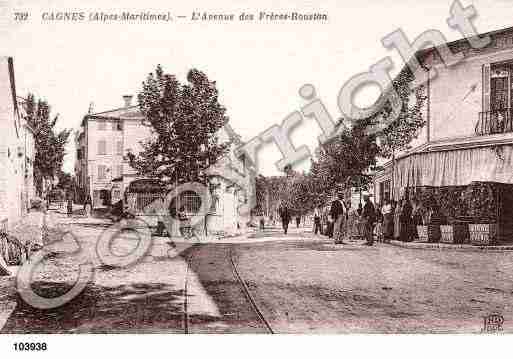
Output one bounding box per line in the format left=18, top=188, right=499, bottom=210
left=440, top=224, right=469, bottom=244
left=416, top=225, right=440, bottom=243
left=469, top=223, right=497, bottom=246
left=416, top=225, right=428, bottom=242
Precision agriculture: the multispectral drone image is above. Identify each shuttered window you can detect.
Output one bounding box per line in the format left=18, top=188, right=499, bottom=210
left=116, top=141, right=123, bottom=155
left=116, top=165, right=123, bottom=178
left=98, top=165, right=107, bottom=180
left=98, top=140, right=107, bottom=155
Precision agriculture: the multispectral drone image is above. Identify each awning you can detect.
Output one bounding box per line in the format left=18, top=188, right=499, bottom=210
left=392, top=145, right=513, bottom=196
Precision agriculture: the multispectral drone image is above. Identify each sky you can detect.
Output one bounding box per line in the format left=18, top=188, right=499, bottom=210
left=1, top=0, right=512, bottom=176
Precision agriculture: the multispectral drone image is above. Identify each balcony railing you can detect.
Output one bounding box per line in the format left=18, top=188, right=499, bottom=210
left=476, top=108, right=513, bottom=136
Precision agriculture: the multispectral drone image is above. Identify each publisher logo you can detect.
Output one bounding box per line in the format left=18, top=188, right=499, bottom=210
left=482, top=314, right=504, bottom=333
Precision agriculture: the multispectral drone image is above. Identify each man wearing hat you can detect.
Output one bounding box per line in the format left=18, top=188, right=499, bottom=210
left=362, top=194, right=376, bottom=246
left=329, top=190, right=347, bottom=244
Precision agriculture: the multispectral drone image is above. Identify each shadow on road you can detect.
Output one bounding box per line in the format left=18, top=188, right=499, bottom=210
left=1, top=281, right=187, bottom=333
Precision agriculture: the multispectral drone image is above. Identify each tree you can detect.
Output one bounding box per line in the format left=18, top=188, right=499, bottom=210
left=374, top=67, right=427, bottom=158
left=24, top=94, right=71, bottom=196
left=127, top=65, right=230, bottom=187
left=309, top=117, right=381, bottom=204
left=308, top=66, right=427, bottom=203
left=56, top=171, right=74, bottom=190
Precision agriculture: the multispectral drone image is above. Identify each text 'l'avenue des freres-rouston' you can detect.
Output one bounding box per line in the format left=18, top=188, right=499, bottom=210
left=191, top=12, right=328, bottom=22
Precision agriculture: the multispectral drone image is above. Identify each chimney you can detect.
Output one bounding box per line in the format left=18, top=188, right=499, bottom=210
left=122, top=95, right=133, bottom=108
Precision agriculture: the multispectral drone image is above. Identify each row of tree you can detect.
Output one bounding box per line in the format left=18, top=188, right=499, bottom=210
left=24, top=94, right=71, bottom=196
left=255, top=67, right=427, bottom=216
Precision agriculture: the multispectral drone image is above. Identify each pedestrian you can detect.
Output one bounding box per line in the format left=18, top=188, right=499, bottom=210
left=295, top=216, right=301, bottom=228
left=278, top=202, right=291, bottom=235
left=83, top=194, right=92, bottom=217
left=361, top=195, right=376, bottom=246
left=66, top=195, right=73, bottom=218
left=313, top=206, right=322, bottom=235
left=411, top=198, right=424, bottom=240
left=259, top=214, right=265, bottom=231
left=330, top=191, right=347, bottom=244
left=357, top=202, right=363, bottom=216
left=46, top=191, right=51, bottom=210
left=399, top=197, right=413, bottom=242
left=381, top=199, right=393, bottom=242
left=374, top=203, right=384, bottom=242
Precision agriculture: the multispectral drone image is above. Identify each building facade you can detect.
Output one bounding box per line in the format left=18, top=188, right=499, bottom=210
left=76, top=95, right=254, bottom=234
left=0, top=57, right=36, bottom=231
left=374, top=27, right=513, bottom=205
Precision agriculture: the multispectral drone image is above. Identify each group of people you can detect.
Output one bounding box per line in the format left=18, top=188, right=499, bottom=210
left=326, top=191, right=376, bottom=246
left=309, top=191, right=435, bottom=245
left=373, top=196, right=440, bottom=243
left=272, top=191, right=440, bottom=245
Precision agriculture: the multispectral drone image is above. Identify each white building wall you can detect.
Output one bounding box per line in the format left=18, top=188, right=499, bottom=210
left=0, top=57, right=29, bottom=229
left=427, top=47, right=513, bottom=141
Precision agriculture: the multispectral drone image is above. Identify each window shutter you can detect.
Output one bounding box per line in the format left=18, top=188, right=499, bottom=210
left=98, top=165, right=105, bottom=180
left=98, top=140, right=106, bottom=155
left=483, top=64, right=491, bottom=112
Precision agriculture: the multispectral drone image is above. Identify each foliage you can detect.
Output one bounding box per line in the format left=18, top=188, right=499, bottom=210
left=303, top=66, right=427, bottom=209
left=56, top=171, right=74, bottom=190
left=413, top=183, right=497, bottom=224
left=370, top=67, right=428, bottom=157
left=24, top=94, right=71, bottom=196
left=253, top=174, right=292, bottom=216
left=287, top=173, right=323, bottom=215
left=465, top=182, right=497, bottom=223
left=127, top=65, right=230, bottom=186
left=309, top=117, right=380, bottom=202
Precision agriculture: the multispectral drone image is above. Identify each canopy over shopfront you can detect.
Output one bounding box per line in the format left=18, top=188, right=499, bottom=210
left=392, top=145, right=513, bottom=199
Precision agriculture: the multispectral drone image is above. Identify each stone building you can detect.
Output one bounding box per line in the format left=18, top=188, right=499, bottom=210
left=0, top=57, right=36, bottom=231
left=75, top=95, right=254, bottom=235
left=373, top=26, right=513, bottom=240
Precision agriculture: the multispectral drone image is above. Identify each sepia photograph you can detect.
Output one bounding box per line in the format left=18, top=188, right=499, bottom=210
left=0, top=0, right=512, bottom=357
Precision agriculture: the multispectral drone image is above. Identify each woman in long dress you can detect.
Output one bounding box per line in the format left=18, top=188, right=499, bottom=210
left=381, top=199, right=393, bottom=242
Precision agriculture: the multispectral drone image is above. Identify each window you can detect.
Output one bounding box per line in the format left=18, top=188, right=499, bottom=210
left=479, top=62, right=513, bottom=135
left=112, top=120, right=123, bottom=131
left=491, top=65, right=510, bottom=110
left=98, top=140, right=107, bottom=155
left=98, top=165, right=107, bottom=180
left=98, top=119, right=107, bottom=131
left=116, top=164, right=123, bottom=178
left=116, top=141, right=123, bottom=155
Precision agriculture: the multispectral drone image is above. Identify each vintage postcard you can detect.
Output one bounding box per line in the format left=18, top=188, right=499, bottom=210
left=0, top=0, right=511, bottom=356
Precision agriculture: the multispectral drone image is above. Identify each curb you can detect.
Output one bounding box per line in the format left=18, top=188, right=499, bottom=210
left=388, top=240, right=513, bottom=252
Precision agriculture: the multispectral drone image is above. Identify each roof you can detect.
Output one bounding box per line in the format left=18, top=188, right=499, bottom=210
left=417, top=25, right=513, bottom=61
left=81, top=102, right=246, bottom=156
left=81, top=105, right=143, bottom=126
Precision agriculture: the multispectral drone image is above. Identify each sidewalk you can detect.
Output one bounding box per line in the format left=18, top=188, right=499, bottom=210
left=0, top=209, right=222, bottom=333
left=0, top=209, right=51, bottom=330
left=388, top=239, right=513, bottom=252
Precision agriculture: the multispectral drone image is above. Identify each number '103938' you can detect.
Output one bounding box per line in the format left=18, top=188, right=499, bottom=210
left=13, top=342, right=47, bottom=351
